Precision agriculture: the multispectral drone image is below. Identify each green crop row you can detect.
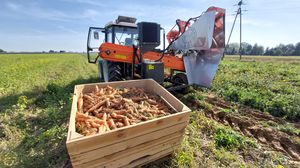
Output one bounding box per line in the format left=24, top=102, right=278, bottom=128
left=212, top=60, right=300, bottom=121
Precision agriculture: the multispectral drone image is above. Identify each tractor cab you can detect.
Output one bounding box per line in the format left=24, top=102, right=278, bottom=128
left=87, top=16, right=138, bottom=63
left=105, top=16, right=138, bottom=46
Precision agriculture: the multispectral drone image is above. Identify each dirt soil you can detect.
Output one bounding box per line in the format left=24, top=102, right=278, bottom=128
left=203, top=95, right=300, bottom=161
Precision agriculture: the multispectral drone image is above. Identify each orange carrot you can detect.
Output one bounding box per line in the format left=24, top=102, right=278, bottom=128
left=108, top=119, right=117, bottom=129
left=123, top=117, right=130, bottom=126
left=86, top=99, right=106, bottom=113
left=90, top=122, right=101, bottom=128
left=76, top=85, right=173, bottom=136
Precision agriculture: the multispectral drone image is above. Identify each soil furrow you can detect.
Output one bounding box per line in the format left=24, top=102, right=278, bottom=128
left=202, top=96, right=300, bottom=161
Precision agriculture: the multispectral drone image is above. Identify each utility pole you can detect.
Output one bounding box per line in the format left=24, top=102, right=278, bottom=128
left=238, top=0, right=243, bottom=60
left=223, top=0, right=246, bottom=60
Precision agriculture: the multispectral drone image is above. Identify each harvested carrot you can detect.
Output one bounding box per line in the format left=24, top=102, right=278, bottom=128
left=86, top=99, right=106, bottom=113
left=90, top=122, right=101, bottom=128
left=116, top=122, right=124, bottom=128
left=75, top=85, right=174, bottom=136
left=123, top=117, right=130, bottom=126
left=102, top=112, right=107, bottom=121
left=107, top=119, right=116, bottom=129
left=98, top=125, right=106, bottom=133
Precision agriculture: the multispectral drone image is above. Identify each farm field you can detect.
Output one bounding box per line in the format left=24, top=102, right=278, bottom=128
left=0, top=53, right=299, bottom=167
left=225, top=55, right=300, bottom=62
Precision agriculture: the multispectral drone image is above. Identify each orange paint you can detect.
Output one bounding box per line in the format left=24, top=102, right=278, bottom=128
left=99, top=43, right=185, bottom=71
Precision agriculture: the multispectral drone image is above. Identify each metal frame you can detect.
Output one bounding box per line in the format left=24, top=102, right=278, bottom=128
left=87, top=27, right=105, bottom=63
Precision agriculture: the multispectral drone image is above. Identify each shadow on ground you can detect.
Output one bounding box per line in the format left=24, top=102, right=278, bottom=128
left=0, top=77, right=100, bottom=168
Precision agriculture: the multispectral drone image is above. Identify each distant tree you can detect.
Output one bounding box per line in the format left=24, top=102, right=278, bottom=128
left=49, top=50, right=55, bottom=53
left=273, top=48, right=283, bottom=56
left=231, top=48, right=237, bottom=55
left=59, top=50, right=66, bottom=53
left=257, top=45, right=264, bottom=55
left=285, top=44, right=295, bottom=56
left=276, top=44, right=294, bottom=56
left=225, top=43, right=239, bottom=55
left=0, top=49, right=5, bottom=53
left=245, top=43, right=253, bottom=55
left=264, top=47, right=270, bottom=55
left=226, top=42, right=300, bottom=56
left=250, top=44, right=258, bottom=55
left=240, top=42, right=250, bottom=55
left=293, top=42, right=300, bottom=56
left=269, top=48, right=276, bottom=56
left=250, top=43, right=264, bottom=55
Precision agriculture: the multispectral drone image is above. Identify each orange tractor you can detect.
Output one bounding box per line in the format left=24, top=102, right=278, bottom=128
left=87, top=7, right=225, bottom=91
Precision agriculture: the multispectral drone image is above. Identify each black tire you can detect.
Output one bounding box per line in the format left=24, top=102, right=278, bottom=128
left=172, top=73, right=188, bottom=84
left=172, top=73, right=188, bottom=93
left=107, top=61, right=123, bottom=81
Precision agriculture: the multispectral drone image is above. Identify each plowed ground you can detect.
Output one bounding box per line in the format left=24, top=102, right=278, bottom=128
left=200, top=95, right=300, bottom=161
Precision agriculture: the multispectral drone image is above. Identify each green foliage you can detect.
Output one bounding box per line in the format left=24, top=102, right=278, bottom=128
left=184, top=92, right=204, bottom=102
left=17, top=96, right=28, bottom=109
left=171, top=112, right=283, bottom=167
left=214, top=127, right=257, bottom=150
left=175, top=150, right=194, bottom=167
left=0, top=53, right=98, bottom=167
left=277, top=124, right=300, bottom=136
left=213, top=60, right=300, bottom=121
left=0, top=53, right=298, bottom=167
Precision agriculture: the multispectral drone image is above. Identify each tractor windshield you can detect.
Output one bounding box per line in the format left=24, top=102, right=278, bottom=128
left=107, top=26, right=138, bottom=46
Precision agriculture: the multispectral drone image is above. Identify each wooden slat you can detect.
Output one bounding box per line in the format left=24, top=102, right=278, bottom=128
left=102, top=144, right=180, bottom=168
left=70, top=122, right=187, bottom=165
left=124, top=147, right=176, bottom=168
left=77, top=134, right=182, bottom=168
left=67, top=111, right=189, bottom=155
left=67, top=94, right=78, bottom=141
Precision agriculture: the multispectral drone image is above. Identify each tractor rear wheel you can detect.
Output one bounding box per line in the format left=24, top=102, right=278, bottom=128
left=107, top=61, right=123, bottom=81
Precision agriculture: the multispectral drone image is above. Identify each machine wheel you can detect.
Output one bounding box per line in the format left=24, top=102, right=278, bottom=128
left=172, top=73, right=188, bottom=84
left=172, top=73, right=188, bottom=93
left=107, top=61, right=123, bottom=81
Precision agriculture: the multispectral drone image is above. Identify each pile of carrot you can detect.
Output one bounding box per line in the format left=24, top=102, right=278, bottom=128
left=75, top=85, right=174, bottom=136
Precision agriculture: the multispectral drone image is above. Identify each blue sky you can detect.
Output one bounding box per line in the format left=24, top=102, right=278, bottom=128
left=0, top=0, right=299, bottom=52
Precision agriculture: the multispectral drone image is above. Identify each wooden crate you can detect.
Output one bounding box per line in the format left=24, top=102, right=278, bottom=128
left=66, top=79, right=191, bottom=168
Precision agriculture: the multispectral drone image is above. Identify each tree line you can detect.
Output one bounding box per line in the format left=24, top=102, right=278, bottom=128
left=0, top=49, right=67, bottom=54
left=2, top=42, right=300, bottom=56
left=225, top=42, right=300, bottom=56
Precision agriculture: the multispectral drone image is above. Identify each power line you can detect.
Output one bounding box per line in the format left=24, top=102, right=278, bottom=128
left=223, top=0, right=246, bottom=60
